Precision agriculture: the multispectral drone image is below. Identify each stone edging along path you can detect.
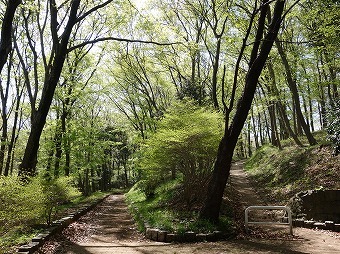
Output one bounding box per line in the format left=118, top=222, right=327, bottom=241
left=16, top=194, right=111, bottom=254
left=130, top=205, right=233, bottom=243
left=293, top=219, right=340, bottom=232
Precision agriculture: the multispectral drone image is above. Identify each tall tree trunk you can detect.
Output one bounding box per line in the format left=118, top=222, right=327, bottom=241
left=275, top=39, right=317, bottom=145
left=211, top=38, right=221, bottom=109
left=251, top=110, right=260, bottom=149
left=0, top=0, right=22, bottom=174
left=18, top=0, right=81, bottom=177
left=0, top=0, right=21, bottom=72
left=200, top=0, right=285, bottom=222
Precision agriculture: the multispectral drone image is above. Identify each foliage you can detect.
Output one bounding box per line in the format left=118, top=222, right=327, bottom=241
left=0, top=176, right=80, bottom=230
left=137, top=100, right=223, bottom=204
left=40, top=176, right=81, bottom=225
left=0, top=176, right=43, bottom=234
left=0, top=175, right=110, bottom=253
left=302, top=0, right=340, bottom=51
left=326, top=99, right=340, bottom=155
left=126, top=178, right=232, bottom=234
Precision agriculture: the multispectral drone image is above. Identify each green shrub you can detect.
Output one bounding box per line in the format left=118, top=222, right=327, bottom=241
left=40, top=176, right=80, bottom=225
left=0, top=176, right=44, bottom=235
left=137, top=100, right=223, bottom=204
left=0, top=175, right=80, bottom=235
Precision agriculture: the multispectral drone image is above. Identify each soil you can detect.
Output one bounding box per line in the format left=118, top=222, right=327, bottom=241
left=34, top=162, right=340, bottom=254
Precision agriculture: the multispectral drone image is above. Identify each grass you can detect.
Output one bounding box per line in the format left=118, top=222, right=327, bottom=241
left=244, top=132, right=340, bottom=203
left=126, top=178, right=233, bottom=236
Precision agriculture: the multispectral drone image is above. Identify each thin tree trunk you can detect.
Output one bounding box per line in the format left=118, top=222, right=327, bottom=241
left=267, top=61, right=296, bottom=147
left=275, top=39, right=317, bottom=145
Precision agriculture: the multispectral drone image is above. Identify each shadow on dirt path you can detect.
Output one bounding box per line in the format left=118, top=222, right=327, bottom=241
left=35, top=162, right=340, bottom=254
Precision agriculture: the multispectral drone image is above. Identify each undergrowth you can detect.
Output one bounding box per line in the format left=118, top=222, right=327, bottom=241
left=126, top=178, right=233, bottom=235
left=245, top=133, right=340, bottom=203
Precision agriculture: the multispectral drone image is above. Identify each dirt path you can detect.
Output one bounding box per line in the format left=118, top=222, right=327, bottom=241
left=35, top=162, right=340, bottom=254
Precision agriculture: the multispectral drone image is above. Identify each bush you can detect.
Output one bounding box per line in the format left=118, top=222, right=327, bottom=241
left=0, top=176, right=43, bottom=235
left=0, top=175, right=80, bottom=235
left=137, top=100, right=223, bottom=205
left=40, top=176, right=80, bottom=225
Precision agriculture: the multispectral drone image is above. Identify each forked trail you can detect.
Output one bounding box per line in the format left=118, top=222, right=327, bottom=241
left=34, top=162, right=340, bottom=254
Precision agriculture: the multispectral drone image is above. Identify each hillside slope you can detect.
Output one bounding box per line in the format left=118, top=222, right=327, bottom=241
left=244, top=142, right=340, bottom=204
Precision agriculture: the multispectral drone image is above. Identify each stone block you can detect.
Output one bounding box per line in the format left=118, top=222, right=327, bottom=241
left=313, top=222, right=326, bottom=230
left=304, top=220, right=315, bottom=229
left=31, top=233, right=49, bottom=242
left=62, top=216, right=73, bottom=223
left=206, top=232, right=217, bottom=241
left=151, top=229, right=159, bottom=241
left=293, top=219, right=304, bottom=227
left=165, top=233, right=177, bottom=242
left=334, top=224, right=340, bottom=232
left=213, top=231, right=223, bottom=240
left=184, top=231, right=196, bottom=242
left=145, top=228, right=152, bottom=239
left=157, top=230, right=167, bottom=242
left=325, top=221, right=335, bottom=230
left=196, top=233, right=207, bottom=242
left=18, top=241, right=40, bottom=252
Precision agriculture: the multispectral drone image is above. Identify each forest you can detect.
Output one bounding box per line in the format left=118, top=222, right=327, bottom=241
left=0, top=0, right=339, bottom=252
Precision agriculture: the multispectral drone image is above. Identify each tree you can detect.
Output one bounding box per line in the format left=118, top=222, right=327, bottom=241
left=275, top=38, right=317, bottom=145
left=200, top=0, right=288, bottom=222
left=106, top=47, right=173, bottom=139
left=18, top=0, right=114, bottom=177
left=0, top=0, right=22, bottom=175
left=327, top=98, right=340, bottom=155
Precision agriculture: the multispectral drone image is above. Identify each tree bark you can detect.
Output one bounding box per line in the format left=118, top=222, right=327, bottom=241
left=0, top=0, right=21, bottom=72
left=200, top=0, right=286, bottom=222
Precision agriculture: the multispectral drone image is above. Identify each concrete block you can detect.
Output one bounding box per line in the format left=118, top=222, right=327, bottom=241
left=157, top=230, right=167, bottom=242
left=325, top=221, right=335, bottom=230
left=313, top=222, right=326, bottom=229
left=304, top=220, right=315, bottom=228
left=165, top=233, right=177, bottom=242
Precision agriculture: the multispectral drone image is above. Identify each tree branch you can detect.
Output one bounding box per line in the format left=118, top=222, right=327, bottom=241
left=75, top=0, right=115, bottom=24
left=67, top=37, right=182, bottom=52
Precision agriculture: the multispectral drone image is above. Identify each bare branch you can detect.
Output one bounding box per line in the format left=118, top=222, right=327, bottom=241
left=76, top=0, right=115, bottom=24
left=67, top=37, right=182, bottom=52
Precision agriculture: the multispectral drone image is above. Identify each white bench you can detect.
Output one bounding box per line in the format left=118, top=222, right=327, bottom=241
left=245, top=206, right=293, bottom=235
